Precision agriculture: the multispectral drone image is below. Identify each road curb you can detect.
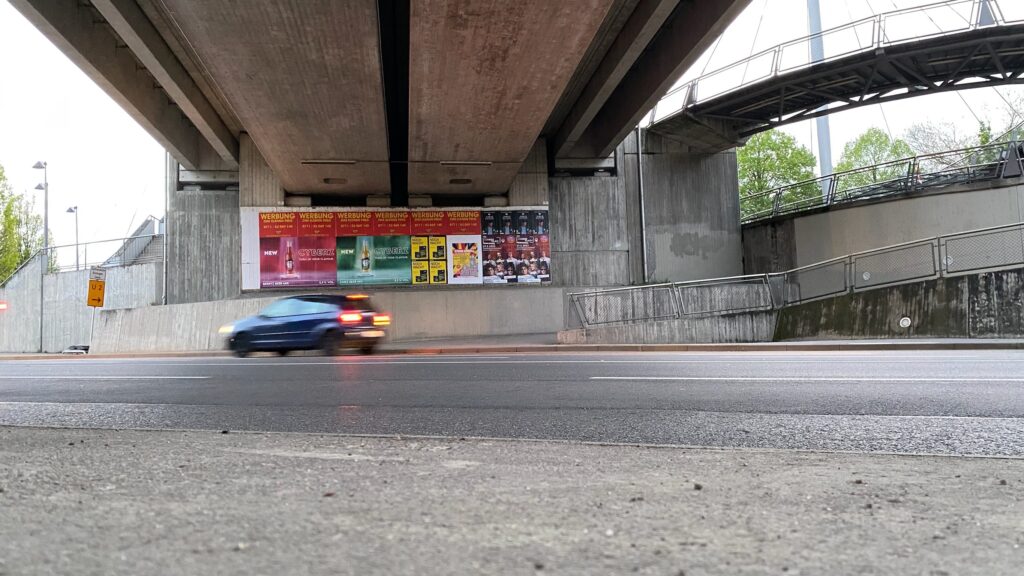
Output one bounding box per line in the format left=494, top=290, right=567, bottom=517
left=3, top=340, right=1023, bottom=360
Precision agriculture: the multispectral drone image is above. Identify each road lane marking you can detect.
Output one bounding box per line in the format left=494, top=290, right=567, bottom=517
left=0, top=376, right=209, bottom=380
left=591, top=376, right=1024, bottom=382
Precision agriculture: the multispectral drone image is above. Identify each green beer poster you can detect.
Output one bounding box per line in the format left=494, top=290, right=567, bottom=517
left=336, top=236, right=412, bottom=285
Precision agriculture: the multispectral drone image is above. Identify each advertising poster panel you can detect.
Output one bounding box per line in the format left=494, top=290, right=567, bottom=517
left=447, top=234, right=483, bottom=284
left=336, top=235, right=412, bottom=285
left=481, top=209, right=551, bottom=284
left=429, top=260, right=447, bottom=284
left=259, top=212, right=300, bottom=288
left=412, top=260, right=430, bottom=284
left=411, top=236, right=429, bottom=260
left=429, top=236, right=446, bottom=260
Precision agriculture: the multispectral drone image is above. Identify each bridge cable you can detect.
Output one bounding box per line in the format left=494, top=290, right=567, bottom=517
left=740, top=0, right=771, bottom=84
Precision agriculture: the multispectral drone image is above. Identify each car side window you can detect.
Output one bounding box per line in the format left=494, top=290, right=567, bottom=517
left=295, top=300, right=337, bottom=315
left=260, top=299, right=298, bottom=318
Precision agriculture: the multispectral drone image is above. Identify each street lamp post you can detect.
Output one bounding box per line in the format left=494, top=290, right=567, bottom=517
left=32, top=161, right=48, bottom=353
left=67, top=206, right=79, bottom=270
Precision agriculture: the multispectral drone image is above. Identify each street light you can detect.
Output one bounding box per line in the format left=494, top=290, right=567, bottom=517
left=32, top=161, right=48, bottom=354
left=67, top=206, right=79, bottom=270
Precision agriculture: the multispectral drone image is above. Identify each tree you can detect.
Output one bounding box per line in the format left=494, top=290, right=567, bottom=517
left=833, top=128, right=914, bottom=193
left=736, top=130, right=818, bottom=219
left=0, top=163, right=46, bottom=281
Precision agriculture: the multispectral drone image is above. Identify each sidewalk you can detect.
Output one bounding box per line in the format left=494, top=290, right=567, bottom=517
left=2, top=335, right=1024, bottom=360
left=1, top=426, right=1021, bottom=575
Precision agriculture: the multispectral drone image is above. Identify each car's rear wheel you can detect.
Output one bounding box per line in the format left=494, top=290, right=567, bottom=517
left=232, top=333, right=252, bottom=358
left=276, top=350, right=289, bottom=357
left=320, top=331, right=344, bottom=356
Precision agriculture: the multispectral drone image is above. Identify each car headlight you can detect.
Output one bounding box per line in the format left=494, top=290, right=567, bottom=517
left=218, top=324, right=234, bottom=335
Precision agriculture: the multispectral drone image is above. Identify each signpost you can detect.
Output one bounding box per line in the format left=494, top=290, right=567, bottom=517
left=87, top=267, right=106, bottom=308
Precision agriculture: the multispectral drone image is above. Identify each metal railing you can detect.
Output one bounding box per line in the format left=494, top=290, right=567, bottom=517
left=643, top=0, right=1012, bottom=126
left=1, top=233, right=165, bottom=288
left=569, top=220, right=1024, bottom=328
left=740, top=141, right=1018, bottom=223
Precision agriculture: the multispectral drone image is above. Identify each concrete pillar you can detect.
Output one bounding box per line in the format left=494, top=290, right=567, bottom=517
left=239, top=133, right=285, bottom=207
left=638, top=132, right=743, bottom=282
left=509, top=139, right=549, bottom=206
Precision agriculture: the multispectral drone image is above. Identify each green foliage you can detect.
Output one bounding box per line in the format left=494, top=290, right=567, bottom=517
left=0, top=163, right=45, bottom=282
left=736, top=130, right=818, bottom=219
left=833, top=128, right=914, bottom=193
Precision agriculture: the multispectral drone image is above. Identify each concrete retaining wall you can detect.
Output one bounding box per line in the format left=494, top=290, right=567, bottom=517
left=0, top=261, right=162, bottom=353
left=744, top=181, right=1024, bottom=273
left=91, top=285, right=571, bottom=353
left=775, top=269, right=1024, bottom=340
left=559, top=311, right=778, bottom=344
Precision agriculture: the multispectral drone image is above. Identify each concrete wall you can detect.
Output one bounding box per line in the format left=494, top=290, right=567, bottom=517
left=508, top=139, right=549, bottom=207
left=239, top=133, right=285, bottom=207
left=0, top=256, right=42, bottom=353
left=0, top=261, right=163, bottom=353
left=558, top=311, right=777, bottom=344
left=775, top=269, right=1024, bottom=340
left=91, top=285, right=571, bottom=353
left=640, top=133, right=743, bottom=283
left=744, top=182, right=1024, bottom=273
left=166, top=156, right=241, bottom=304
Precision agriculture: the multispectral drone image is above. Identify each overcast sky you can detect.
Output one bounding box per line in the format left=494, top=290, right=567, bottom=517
left=2, top=0, right=1023, bottom=249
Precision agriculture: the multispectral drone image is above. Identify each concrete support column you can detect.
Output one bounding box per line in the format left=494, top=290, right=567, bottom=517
left=509, top=139, right=550, bottom=206
left=239, top=133, right=285, bottom=207
left=638, top=132, right=742, bottom=282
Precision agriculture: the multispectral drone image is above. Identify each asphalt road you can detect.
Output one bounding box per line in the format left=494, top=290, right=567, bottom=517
left=2, top=350, right=1024, bottom=456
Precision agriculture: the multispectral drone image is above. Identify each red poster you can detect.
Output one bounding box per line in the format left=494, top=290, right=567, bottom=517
left=259, top=212, right=296, bottom=237
left=296, top=211, right=335, bottom=237
left=373, top=211, right=412, bottom=235
left=445, top=210, right=481, bottom=235
left=335, top=211, right=374, bottom=236
left=411, top=211, right=447, bottom=235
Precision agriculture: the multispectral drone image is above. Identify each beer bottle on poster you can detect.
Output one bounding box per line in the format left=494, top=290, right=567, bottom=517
left=361, top=240, right=371, bottom=273
left=285, top=241, right=295, bottom=274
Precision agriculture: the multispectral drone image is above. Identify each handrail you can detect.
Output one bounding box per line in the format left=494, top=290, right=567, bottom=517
left=644, top=0, right=1003, bottom=126
left=0, top=233, right=165, bottom=288
left=740, top=140, right=1015, bottom=224
left=569, top=218, right=1024, bottom=328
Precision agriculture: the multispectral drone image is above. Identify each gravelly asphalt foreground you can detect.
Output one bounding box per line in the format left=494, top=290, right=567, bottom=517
left=2, top=350, right=1024, bottom=574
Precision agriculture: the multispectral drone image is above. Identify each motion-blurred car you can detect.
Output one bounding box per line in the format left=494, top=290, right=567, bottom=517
left=219, top=294, right=390, bottom=357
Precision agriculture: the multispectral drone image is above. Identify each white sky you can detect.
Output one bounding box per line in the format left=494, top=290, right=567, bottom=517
left=1, top=0, right=1023, bottom=250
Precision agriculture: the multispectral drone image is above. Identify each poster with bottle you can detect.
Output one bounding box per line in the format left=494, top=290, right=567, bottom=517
left=259, top=212, right=302, bottom=288
left=429, top=260, right=447, bottom=284
left=412, top=260, right=430, bottom=284
left=336, top=235, right=412, bottom=285
left=446, top=234, right=483, bottom=284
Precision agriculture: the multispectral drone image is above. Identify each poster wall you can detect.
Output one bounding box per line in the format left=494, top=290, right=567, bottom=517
left=255, top=208, right=547, bottom=289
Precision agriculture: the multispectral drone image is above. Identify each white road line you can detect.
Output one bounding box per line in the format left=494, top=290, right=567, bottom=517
left=0, top=376, right=209, bottom=380
left=591, top=376, right=1024, bottom=382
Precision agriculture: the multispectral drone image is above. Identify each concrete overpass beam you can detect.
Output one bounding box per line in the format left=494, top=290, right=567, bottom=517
left=90, top=0, right=239, bottom=168
left=9, top=0, right=204, bottom=169
left=239, top=134, right=284, bottom=207
left=552, top=0, right=680, bottom=159
left=565, top=0, right=750, bottom=159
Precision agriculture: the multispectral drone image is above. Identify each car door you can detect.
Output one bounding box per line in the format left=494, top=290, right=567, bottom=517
left=286, top=299, right=338, bottom=349
left=251, top=298, right=301, bottom=347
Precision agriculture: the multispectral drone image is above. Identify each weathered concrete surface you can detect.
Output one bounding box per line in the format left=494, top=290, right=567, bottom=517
left=1, top=427, right=1022, bottom=575
left=559, top=310, right=776, bottom=344
left=775, top=269, right=1024, bottom=340
left=744, top=181, right=1024, bottom=271
left=90, top=286, right=571, bottom=353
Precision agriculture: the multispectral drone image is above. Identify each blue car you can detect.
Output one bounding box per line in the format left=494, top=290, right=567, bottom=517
left=219, top=294, right=390, bottom=357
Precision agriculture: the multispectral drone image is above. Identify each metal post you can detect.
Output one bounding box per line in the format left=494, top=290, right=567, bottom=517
left=807, top=0, right=834, bottom=200
left=977, top=0, right=996, bottom=26
left=74, top=208, right=79, bottom=270
left=636, top=126, right=649, bottom=284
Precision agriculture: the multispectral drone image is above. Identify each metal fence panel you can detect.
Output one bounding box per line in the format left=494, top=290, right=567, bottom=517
left=853, top=241, right=938, bottom=290
left=942, top=226, right=1024, bottom=275
left=674, top=276, right=774, bottom=317
left=781, top=259, right=849, bottom=304
left=571, top=285, right=678, bottom=328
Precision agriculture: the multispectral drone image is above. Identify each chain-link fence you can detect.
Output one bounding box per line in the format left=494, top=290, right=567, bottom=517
left=570, top=221, right=1024, bottom=329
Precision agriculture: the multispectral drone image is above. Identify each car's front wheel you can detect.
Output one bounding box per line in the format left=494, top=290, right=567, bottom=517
left=232, top=333, right=252, bottom=358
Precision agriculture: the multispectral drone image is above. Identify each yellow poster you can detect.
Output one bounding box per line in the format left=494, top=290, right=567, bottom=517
left=430, top=260, right=447, bottom=284
left=429, top=236, right=446, bottom=261
left=412, top=260, right=430, bottom=284
left=411, top=236, right=429, bottom=261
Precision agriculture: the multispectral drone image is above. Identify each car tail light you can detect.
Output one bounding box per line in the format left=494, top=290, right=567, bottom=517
left=373, top=313, right=391, bottom=327
left=339, top=312, right=362, bottom=324
left=0, top=301, right=7, bottom=312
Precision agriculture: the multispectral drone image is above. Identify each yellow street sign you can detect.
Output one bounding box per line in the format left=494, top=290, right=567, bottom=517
left=87, top=279, right=106, bottom=308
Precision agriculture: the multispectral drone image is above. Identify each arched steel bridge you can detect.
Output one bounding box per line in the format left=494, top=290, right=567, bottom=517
left=645, top=0, right=1024, bottom=153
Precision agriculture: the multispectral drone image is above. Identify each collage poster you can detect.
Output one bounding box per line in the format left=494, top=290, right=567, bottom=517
left=482, top=210, right=550, bottom=284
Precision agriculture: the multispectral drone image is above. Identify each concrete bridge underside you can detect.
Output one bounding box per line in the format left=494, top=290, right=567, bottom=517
left=10, top=0, right=748, bottom=203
